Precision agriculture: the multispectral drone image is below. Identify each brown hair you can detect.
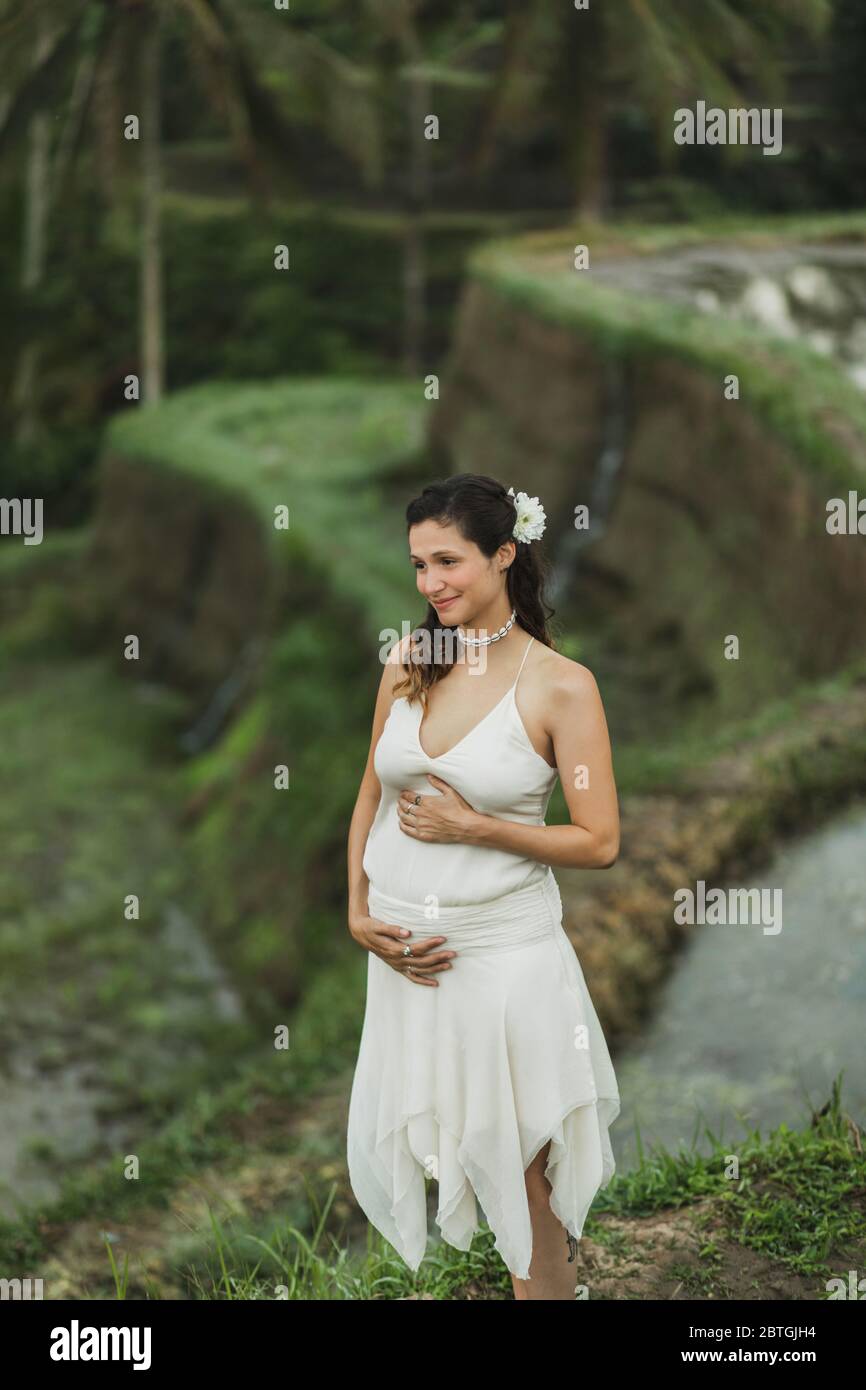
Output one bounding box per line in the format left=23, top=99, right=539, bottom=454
left=393, top=473, right=556, bottom=704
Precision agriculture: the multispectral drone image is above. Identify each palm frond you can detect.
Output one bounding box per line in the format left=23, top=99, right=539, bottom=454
left=0, top=0, right=88, bottom=84
left=0, top=3, right=91, bottom=160
left=465, top=0, right=552, bottom=177
left=227, top=0, right=384, bottom=186
left=731, top=0, right=832, bottom=40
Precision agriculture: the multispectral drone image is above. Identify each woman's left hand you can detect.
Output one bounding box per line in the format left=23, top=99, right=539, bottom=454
left=397, top=775, right=480, bottom=844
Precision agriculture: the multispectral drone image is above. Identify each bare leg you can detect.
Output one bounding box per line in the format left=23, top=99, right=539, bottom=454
left=509, top=1140, right=580, bottom=1301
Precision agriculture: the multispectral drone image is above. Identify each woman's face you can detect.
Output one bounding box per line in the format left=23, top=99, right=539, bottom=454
left=409, top=519, right=512, bottom=624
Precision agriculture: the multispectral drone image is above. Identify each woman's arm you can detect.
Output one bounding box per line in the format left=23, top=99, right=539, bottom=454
left=468, top=803, right=617, bottom=869
left=398, top=663, right=620, bottom=870
left=347, top=635, right=411, bottom=929
left=347, top=786, right=379, bottom=927
left=347, top=637, right=456, bottom=986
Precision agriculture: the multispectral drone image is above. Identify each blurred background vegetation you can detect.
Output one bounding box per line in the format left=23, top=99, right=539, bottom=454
left=0, top=0, right=864, bottom=1299
left=4, top=0, right=866, bottom=506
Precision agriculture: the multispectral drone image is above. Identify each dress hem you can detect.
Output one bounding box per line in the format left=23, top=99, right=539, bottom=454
left=353, top=1088, right=620, bottom=1282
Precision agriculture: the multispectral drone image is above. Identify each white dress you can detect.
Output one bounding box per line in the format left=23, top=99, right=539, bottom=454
left=347, top=634, right=620, bottom=1280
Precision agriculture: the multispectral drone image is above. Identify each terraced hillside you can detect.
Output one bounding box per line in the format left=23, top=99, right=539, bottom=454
left=431, top=214, right=866, bottom=736
left=3, top=218, right=865, bottom=1298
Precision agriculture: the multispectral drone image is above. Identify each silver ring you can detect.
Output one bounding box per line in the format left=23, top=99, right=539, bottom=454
left=414, top=794, right=421, bottom=805
left=402, top=945, right=412, bottom=957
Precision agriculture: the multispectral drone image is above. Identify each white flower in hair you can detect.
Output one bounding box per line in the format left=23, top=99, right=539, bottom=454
left=507, top=486, right=547, bottom=543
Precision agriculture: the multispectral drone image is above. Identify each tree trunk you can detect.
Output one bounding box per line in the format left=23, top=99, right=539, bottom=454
left=574, top=90, right=607, bottom=221
left=398, top=4, right=430, bottom=377
left=403, top=66, right=430, bottom=377
left=467, top=0, right=531, bottom=181
left=553, top=4, right=609, bottom=220
left=12, top=19, right=54, bottom=445
left=141, top=7, right=165, bottom=404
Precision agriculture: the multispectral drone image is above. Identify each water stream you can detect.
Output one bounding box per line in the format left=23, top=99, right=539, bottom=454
left=609, top=799, right=866, bottom=1171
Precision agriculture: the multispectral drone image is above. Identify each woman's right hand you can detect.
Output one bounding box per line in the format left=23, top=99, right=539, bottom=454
left=349, top=914, right=456, bottom=986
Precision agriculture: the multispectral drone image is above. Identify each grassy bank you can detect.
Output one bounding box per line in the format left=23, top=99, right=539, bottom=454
left=0, top=599, right=859, bottom=1297
left=471, top=233, right=866, bottom=498
left=75, top=380, right=431, bottom=1005
left=4, top=209, right=866, bottom=1294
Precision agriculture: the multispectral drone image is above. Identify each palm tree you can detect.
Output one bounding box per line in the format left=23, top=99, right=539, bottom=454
left=358, top=0, right=504, bottom=372
left=469, top=0, right=832, bottom=219
left=6, top=5, right=55, bottom=443
left=0, top=0, right=383, bottom=416
left=830, top=0, right=866, bottom=190
left=360, top=0, right=431, bottom=375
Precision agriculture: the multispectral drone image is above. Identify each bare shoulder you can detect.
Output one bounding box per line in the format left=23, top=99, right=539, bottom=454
left=526, top=643, right=605, bottom=735
left=530, top=642, right=600, bottom=701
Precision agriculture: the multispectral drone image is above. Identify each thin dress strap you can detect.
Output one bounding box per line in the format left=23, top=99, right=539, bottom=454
left=512, top=635, right=534, bottom=691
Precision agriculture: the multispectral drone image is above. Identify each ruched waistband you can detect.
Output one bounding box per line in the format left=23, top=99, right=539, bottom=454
left=367, top=870, right=563, bottom=956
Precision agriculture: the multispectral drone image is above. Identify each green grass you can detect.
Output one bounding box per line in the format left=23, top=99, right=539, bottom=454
left=3, top=1006, right=858, bottom=1299
left=105, top=377, right=426, bottom=629
left=0, top=646, right=264, bottom=1226
left=512, top=208, right=866, bottom=257
left=187, top=1074, right=865, bottom=1299
left=607, top=653, right=866, bottom=795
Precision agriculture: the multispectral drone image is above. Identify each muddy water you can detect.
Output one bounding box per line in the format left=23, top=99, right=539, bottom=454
left=609, top=800, right=866, bottom=1172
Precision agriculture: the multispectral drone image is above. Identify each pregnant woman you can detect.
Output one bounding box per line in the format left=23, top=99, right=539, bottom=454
left=346, top=473, right=621, bottom=1300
